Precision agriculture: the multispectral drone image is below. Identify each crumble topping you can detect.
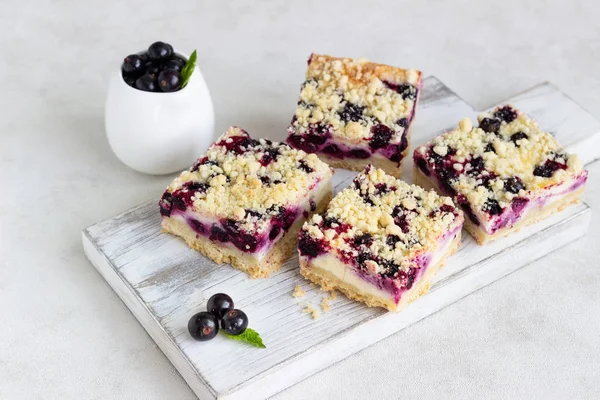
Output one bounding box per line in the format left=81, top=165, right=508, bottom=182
left=414, top=105, right=586, bottom=212
left=288, top=54, right=422, bottom=144
left=163, top=127, right=332, bottom=233
left=300, top=165, right=463, bottom=275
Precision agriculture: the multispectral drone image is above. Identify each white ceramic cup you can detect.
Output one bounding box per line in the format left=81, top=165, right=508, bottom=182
left=105, top=52, right=215, bottom=175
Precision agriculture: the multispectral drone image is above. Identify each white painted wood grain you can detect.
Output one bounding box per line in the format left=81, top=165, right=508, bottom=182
left=83, top=77, right=598, bottom=400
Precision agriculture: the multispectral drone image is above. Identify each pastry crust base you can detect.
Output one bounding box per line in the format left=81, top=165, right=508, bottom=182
left=299, top=233, right=461, bottom=312
left=162, top=190, right=332, bottom=278
left=414, top=167, right=585, bottom=245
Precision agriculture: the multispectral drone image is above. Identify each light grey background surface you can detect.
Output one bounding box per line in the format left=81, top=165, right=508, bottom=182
left=1, top=1, right=599, bottom=399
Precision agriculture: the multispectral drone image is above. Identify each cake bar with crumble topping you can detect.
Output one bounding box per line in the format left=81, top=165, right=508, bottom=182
left=159, top=127, right=333, bottom=278
left=298, top=165, right=463, bottom=311
left=413, top=105, right=588, bottom=245
left=286, top=54, right=422, bottom=178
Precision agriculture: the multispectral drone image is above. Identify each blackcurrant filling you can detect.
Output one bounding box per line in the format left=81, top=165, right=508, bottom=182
left=159, top=192, right=173, bottom=216
left=510, top=131, right=528, bottom=146
left=339, top=102, right=365, bottom=123
left=382, top=81, right=418, bottom=100
left=298, top=230, right=326, bottom=258
left=533, top=159, right=567, bottom=178
left=166, top=181, right=209, bottom=213
left=369, top=124, right=394, bottom=149
left=259, top=148, right=281, bottom=166
left=456, top=195, right=480, bottom=226
left=494, top=106, right=518, bottom=123
left=288, top=114, right=413, bottom=164
left=215, top=134, right=260, bottom=155
left=479, top=117, right=501, bottom=133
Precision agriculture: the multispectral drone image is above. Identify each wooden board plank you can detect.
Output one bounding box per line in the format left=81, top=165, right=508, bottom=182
left=83, top=76, right=598, bottom=400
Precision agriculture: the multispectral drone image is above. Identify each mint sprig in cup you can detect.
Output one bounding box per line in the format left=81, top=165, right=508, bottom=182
left=180, top=50, right=197, bottom=88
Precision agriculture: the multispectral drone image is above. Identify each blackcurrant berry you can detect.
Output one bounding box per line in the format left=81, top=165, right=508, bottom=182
left=206, top=293, right=234, bottom=319
left=221, top=309, right=248, bottom=335
left=123, top=75, right=136, bottom=87
left=158, top=69, right=182, bottom=92
left=188, top=312, right=219, bottom=341
left=161, top=58, right=185, bottom=72
left=135, top=75, right=158, bottom=92
left=148, top=41, right=173, bottom=61
left=122, top=54, right=145, bottom=77
left=145, top=62, right=160, bottom=79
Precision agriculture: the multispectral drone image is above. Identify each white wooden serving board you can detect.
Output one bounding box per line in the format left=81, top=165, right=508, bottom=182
left=83, top=76, right=599, bottom=400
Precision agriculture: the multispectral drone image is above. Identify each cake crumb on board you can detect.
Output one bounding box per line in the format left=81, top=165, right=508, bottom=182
left=320, top=297, right=330, bottom=312
left=302, top=304, right=320, bottom=320
left=292, top=285, right=306, bottom=298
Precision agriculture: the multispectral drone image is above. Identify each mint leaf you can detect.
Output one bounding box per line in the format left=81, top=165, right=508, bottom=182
left=222, top=328, right=266, bottom=348
left=180, top=50, right=197, bottom=88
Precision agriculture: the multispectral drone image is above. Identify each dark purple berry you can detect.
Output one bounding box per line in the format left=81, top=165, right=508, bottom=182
left=348, top=149, right=370, bottom=159
left=512, top=197, right=529, bottom=214
left=510, top=132, right=528, bottom=146
left=148, top=41, right=173, bottom=60
left=494, top=106, right=518, bottom=123
left=158, top=69, right=182, bottom=92
left=207, top=293, right=234, bottom=319
left=298, top=159, right=313, bottom=173
left=353, top=234, right=373, bottom=247
left=122, top=54, right=145, bottom=77
left=483, top=199, right=502, bottom=215
left=123, top=75, right=136, bottom=87
left=339, top=102, right=365, bottom=122
left=188, top=219, right=205, bottom=234
left=210, top=225, right=230, bottom=243
left=135, top=75, right=158, bottom=92
left=457, top=195, right=480, bottom=226
left=145, top=62, right=161, bottom=79
left=322, top=144, right=342, bottom=158
left=221, top=309, right=249, bottom=335
left=188, top=312, right=219, bottom=341
left=287, top=135, right=317, bottom=153
left=533, top=160, right=564, bottom=178
left=383, top=81, right=417, bottom=100
left=386, top=235, right=401, bottom=247
left=159, top=192, right=173, bottom=216
left=161, top=58, right=185, bottom=72
left=504, top=177, right=525, bottom=194
left=397, top=118, right=408, bottom=128
left=138, top=52, right=149, bottom=63
left=306, top=133, right=327, bottom=145
left=479, top=118, right=501, bottom=133
left=269, top=226, right=280, bottom=241
left=369, top=124, right=393, bottom=149
left=298, top=231, right=322, bottom=258
left=468, top=157, right=485, bottom=176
